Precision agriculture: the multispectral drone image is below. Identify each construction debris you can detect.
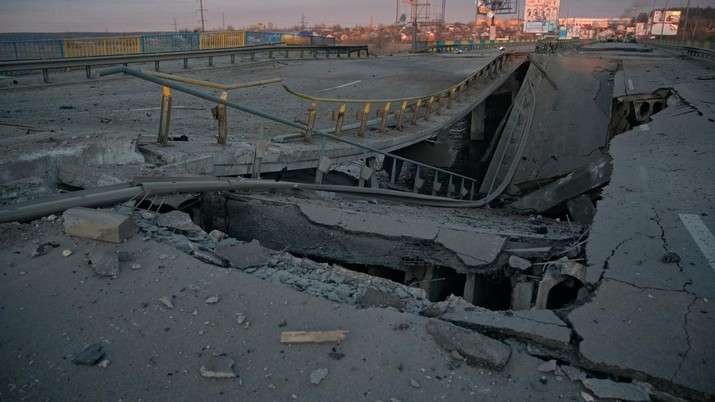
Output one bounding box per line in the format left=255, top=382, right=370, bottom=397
left=63, top=207, right=135, bottom=243
left=280, top=330, right=348, bottom=344
left=581, top=378, right=651, bottom=402
left=200, top=355, right=238, bottom=379
left=72, top=343, right=106, bottom=366
left=426, top=318, right=511, bottom=370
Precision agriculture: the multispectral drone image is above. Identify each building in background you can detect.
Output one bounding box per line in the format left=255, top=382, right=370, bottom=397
left=524, top=0, right=560, bottom=34
left=650, top=9, right=681, bottom=36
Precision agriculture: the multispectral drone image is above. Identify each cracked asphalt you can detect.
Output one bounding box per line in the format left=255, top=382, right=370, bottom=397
left=569, top=47, right=715, bottom=400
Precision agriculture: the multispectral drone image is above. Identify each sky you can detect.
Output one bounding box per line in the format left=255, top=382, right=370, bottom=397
left=0, top=0, right=713, bottom=33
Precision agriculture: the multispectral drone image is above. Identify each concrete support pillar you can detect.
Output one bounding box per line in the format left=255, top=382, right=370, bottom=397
left=208, top=56, right=214, bottom=67
left=315, top=156, right=332, bottom=184
left=154, top=61, right=160, bottom=72
left=470, top=103, right=486, bottom=141
left=42, top=68, right=50, bottom=83
left=463, top=273, right=477, bottom=304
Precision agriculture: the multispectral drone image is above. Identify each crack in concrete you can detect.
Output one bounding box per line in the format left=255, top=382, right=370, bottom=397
left=595, top=236, right=634, bottom=286
left=652, top=208, right=685, bottom=273
left=671, top=295, right=697, bottom=382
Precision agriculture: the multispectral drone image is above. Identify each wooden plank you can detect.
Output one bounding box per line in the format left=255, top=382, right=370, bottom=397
left=280, top=330, right=348, bottom=344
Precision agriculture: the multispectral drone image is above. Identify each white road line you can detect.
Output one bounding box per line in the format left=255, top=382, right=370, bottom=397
left=317, top=80, right=362, bottom=93
left=627, top=79, right=634, bottom=91
left=679, top=213, right=715, bottom=271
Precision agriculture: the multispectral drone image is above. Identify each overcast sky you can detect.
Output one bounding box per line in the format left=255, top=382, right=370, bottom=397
left=0, top=0, right=712, bottom=32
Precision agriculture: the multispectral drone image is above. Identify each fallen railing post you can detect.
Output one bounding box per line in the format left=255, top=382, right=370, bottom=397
left=158, top=85, right=172, bottom=145
left=411, top=99, right=422, bottom=125
left=396, top=100, right=408, bottom=130
left=335, top=103, right=347, bottom=134
left=305, top=102, right=317, bottom=142
left=379, top=102, right=391, bottom=132
left=358, top=102, right=371, bottom=136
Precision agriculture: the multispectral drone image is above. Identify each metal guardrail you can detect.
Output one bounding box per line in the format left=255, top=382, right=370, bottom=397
left=0, top=44, right=369, bottom=83
left=643, top=39, right=715, bottom=61
left=99, top=59, right=526, bottom=201
left=282, top=52, right=515, bottom=139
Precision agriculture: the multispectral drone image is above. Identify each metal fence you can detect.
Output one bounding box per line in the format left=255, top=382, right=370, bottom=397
left=0, top=31, right=335, bottom=61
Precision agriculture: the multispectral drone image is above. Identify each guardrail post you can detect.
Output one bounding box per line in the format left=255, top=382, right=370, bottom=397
left=413, top=166, right=423, bottom=193
left=85, top=65, right=92, bottom=79
left=154, top=61, right=160, bottom=72
left=213, top=91, right=229, bottom=145
left=358, top=102, right=371, bottom=136
left=230, top=54, right=235, bottom=64
left=251, top=52, right=255, bottom=61
left=284, top=49, right=289, bottom=58
left=447, top=88, right=455, bottom=109
left=315, top=156, right=332, bottom=184
left=208, top=56, right=214, bottom=67
left=269, top=50, right=273, bottom=59
left=300, top=49, right=304, bottom=58
left=396, top=100, right=408, bottom=130
left=411, top=99, right=422, bottom=125
left=425, top=96, right=435, bottom=120
left=42, top=68, right=50, bottom=83
left=158, top=86, right=172, bottom=145
left=335, top=103, right=347, bottom=134
left=183, top=58, right=189, bottom=69
left=379, top=102, right=391, bottom=132
left=305, top=102, right=317, bottom=142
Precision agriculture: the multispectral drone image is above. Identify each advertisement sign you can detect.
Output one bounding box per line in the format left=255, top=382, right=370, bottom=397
left=635, top=22, right=648, bottom=37
left=524, top=0, right=560, bottom=33
left=650, top=10, right=681, bottom=36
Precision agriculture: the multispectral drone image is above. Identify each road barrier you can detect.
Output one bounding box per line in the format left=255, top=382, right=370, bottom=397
left=0, top=31, right=336, bottom=61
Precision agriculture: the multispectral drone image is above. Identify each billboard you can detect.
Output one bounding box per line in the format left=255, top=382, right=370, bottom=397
left=524, top=0, right=560, bottom=33
left=650, top=10, right=681, bottom=36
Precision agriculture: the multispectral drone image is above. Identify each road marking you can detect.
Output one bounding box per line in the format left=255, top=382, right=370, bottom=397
left=627, top=79, right=634, bottom=91
left=317, top=80, right=362, bottom=93
left=679, top=213, right=715, bottom=271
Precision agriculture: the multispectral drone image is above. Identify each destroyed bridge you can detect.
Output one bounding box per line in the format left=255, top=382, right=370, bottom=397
left=0, top=40, right=713, bottom=402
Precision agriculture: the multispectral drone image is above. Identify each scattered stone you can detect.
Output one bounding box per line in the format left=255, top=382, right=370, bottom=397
left=72, top=343, right=105, bottom=366
left=560, top=365, right=587, bottom=381
left=328, top=350, right=345, bottom=360
left=209, top=229, right=227, bottom=242
left=192, top=249, right=230, bottom=267
left=566, top=195, right=596, bottom=224
left=215, top=239, right=272, bottom=269
left=97, top=359, right=111, bottom=368
left=236, top=313, right=247, bottom=325
left=537, top=359, right=558, bottom=373
left=661, top=252, right=681, bottom=264
left=581, top=378, right=650, bottom=402
left=62, top=249, right=73, bottom=257
left=63, top=207, right=135, bottom=243
left=356, top=287, right=405, bottom=310
left=580, top=391, right=595, bottom=402
left=309, top=368, right=328, bottom=385
left=88, top=250, right=120, bottom=279
left=509, top=255, right=532, bottom=270
left=205, top=296, right=220, bottom=305
left=156, top=211, right=205, bottom=236
left=425, top=319, right=511, bottom=370
left=421, top=300, right=451, bottom=318
left=410, top=379, right=421, bottom=388
left=31, top=241, right=60, bottom=257
left=130, top=263, right=142, bottom=270
left=159, top=296, right=174, bottom=309
left=117, top=250, right=132, bottom=262
left=200, top=355, right=237, bottom=379
left=45, top=214, right=58, bottom=222
left=450, top=350, right=465, bottom=361
left=539, top=376, right=548, bottom=384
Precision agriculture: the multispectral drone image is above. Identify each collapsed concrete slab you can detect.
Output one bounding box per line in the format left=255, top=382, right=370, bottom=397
left=426, top=318, right=512, bottom=370
left=215, top=239, right=273, bottom=270
left=156, top=211, right=205, bottom=237
left=581, top=379, right=651, bottom=402
left=438, top=305, right=572, bottom=352
left=63, top=207, right=134, bottom=243
left=510, top=155, right=612, bottom=213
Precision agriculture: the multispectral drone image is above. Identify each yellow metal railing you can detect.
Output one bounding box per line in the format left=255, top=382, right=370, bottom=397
left=283, top=52, right=517, bottom=137
left=63, top=36, right=141, bottom=58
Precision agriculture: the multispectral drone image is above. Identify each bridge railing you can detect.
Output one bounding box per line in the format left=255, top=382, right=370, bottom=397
left=282, top=52, right=515, bottom=139
left=0, top=31, right=336, bottom=62
left=99, top=65, right=486, bottom=201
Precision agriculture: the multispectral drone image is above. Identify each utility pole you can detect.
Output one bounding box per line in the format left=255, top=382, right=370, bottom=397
left=681, top=0, right=691, bottom=41
left=173, top=17, right=178, bottom=32
left=197, top=0, right=207, bottom=32
left=300, top=14, right=307, bottom=30
left=222, top=12, right=225, bottom=30
left=396, top=0, right=400, bottom=24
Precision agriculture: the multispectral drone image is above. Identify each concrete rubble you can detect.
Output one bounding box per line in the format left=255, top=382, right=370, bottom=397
left=63, top=207, right=135, bottom=243
left=425, top=319, right=512, bottom=370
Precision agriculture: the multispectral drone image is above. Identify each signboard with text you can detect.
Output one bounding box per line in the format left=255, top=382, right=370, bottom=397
left=524, top=0, right=560, bottom=33
left=650, top=10, right=681, bottom=36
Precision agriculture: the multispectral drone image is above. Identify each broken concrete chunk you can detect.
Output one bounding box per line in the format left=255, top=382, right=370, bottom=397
left=156, top=211, right=205, bottom=236
left=581, top=378, right=650, bottom=402
left=215, top=239, right=272, bottom=270
left=356, top=287, right=405, bottom=310
left=63, top=207, right=134, bottom=243
left=310, top=368, right=329, bottom=385
left=440, top=307, right=571, bottom=351
left=561, top=365, right=587, bottom=382
left=158, top=296, right=174, bottom=309
left=566, top=194, right=596, bottom=224
left=192, top=249, right=229, bottom=267
left=72, top=343, right=105, bottom=366
left=205, top=296, right=220, bottom=304
left=209, top=229, right=227, bottom=242
left=537, top=359, right=558, bottom=373
left=88, top=250, right=120, bottom=279
left=511, top=281, right=535, bottom=310
left=508, top=255, right=532, bottom=270
left=31, top=241, right=60, bottom=257
left=200, top=355, right=237, bottom=379
left=426, top=319, right=511, bottom=370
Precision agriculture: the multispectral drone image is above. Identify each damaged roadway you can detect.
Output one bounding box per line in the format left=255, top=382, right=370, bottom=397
left=1, top=43, right=714, bottom=402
